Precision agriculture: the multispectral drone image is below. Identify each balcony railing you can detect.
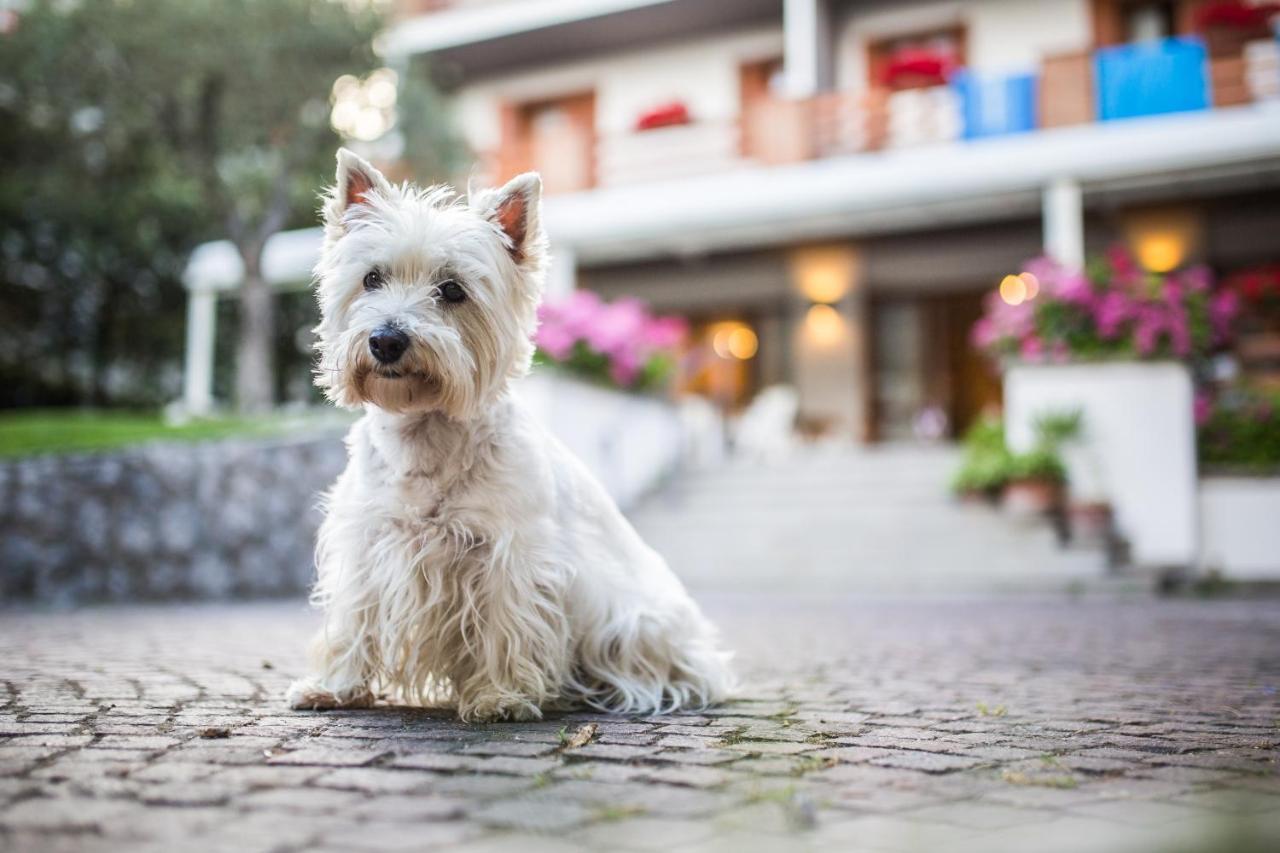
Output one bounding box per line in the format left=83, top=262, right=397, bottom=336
left=596, top=120, right=744, bottom=187
left=737, top=34, right=1278, bottom=167
left=485, top=34, right=1280, bottom=194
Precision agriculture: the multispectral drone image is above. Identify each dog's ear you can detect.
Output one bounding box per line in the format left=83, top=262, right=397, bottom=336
left=325, top=148, right=391, bottom=227
left=481, top=173, right=544, bottom=265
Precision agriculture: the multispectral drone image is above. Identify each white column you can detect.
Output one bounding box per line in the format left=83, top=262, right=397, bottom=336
left=783, top=0, right=829, bottom=98
left=546, top=245, right=577, bottom=299
left=1043, top=177, right=1085, bottom=269
left=183, top=288, right=218, bottom=415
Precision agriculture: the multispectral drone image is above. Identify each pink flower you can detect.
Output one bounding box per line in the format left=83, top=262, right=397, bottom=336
left=556, top=289, right=605, bottom=338
left=1093, top=291, right=1132, bottom=339
left=1194, top=391, right=1213, bottom=427
left=1182, top=266, right=1211, bottom=294
left=533, top=321, right=576, bottom=360
left=583, top=298, right=647, bottom=356
left=1107, top=245, right=1141, bottom=286
left=1020, top=335, right=1044, bottom=362
left=640, top=315, right=687, bottom=350
left=971, top=317, right=997, bottom=349
left=1133, top=306, right=1164, bottom=356
left=1052, top=271, right=1094, bottom=306
left=1208, top=289, right=1239, bottom=344
left=608, top=347, right=642, bottom=386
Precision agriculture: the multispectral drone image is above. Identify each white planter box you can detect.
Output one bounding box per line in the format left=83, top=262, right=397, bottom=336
left=1005, top=362, right=1197, bottom=568
left=515, top=370, right=691, bottom=510
left=1200, top=477, right=1280, bottom=579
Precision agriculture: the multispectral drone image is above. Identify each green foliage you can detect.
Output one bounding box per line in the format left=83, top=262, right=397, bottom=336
left=534, top=341, right=676, bottom=394
left=951, top=415, right=1014, bottom=495
left=1198, top=388, right=1280, bottom=474
left=952, top=411, right=1075, bottom=494
left=0, top=409, right=343, bottom=458
left=1008, top=446, right=1067, bottom=484
left=1032, top=408, right=1083, bottom=448
left=1, top=0, right=462, bottom=410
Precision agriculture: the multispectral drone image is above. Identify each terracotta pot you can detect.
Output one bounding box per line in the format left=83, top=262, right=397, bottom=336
left=1002, top=478, right=1064, bottom=516
left=1067, top=502, right=1114, bottom=548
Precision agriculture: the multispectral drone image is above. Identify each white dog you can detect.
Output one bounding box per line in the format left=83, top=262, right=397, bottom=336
left=286, top=150, right=733, bottom=721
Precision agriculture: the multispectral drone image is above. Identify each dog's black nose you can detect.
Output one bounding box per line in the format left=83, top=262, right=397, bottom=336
left=369, top=326, right=409, bottom=365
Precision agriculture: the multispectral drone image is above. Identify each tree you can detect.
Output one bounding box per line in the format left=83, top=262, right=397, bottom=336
left=2, top=0, right=461, bottom=412
left=1, top=2, right=209, bottom=407
left=127, top=0, right=385, bottom=412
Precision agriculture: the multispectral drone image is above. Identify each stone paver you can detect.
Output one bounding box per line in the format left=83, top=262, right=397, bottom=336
left=1, top=596, right=1278, bottom=852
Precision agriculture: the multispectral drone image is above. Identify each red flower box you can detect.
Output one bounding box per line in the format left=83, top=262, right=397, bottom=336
left=1195, top=1, right=1279, bottom=31
left=1226, top=264, right=1280, bottom=302
left=881, top=49, right=955, bottom=88
left=635, top=101, right=691, bottom=131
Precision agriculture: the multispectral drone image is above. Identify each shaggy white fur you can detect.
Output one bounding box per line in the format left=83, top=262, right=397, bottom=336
left=286, top=150, right=733, bottom=721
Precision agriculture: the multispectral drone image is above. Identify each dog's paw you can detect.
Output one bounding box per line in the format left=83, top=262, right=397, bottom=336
left=458, top=695, right=543, bottom=723
left=286, top=678, right=374, bottom=711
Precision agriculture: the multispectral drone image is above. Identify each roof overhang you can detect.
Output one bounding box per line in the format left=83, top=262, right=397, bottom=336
left=379, top=0, right=782, bottom=79
left=183, top=106, right=1280, bottom=292
left=546, top=105, right=1280, bottom=264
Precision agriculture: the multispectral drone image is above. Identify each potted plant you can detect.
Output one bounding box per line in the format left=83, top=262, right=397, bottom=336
left=1197, top=385, right=1280, bottom=579
left=950, top=415, right=1012, bottom=504
left=1002, top=446, right=1067, bottom=516
left=973, top=248, right=1239, bottom=568
left=1032, top=409, right=1114, bottom=545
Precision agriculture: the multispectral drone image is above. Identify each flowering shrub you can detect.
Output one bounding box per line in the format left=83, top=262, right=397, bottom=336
left=972, top=248, right=1239, bottom=364
left=1197, top=386, right=1280, bottom=473
left=1224, top=264, right=1280, bottom=307
left=533, top=290, right=687, bottom=392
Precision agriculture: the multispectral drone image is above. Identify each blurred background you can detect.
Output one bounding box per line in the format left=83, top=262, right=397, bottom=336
left=2, top=0, right=1279, bottom=605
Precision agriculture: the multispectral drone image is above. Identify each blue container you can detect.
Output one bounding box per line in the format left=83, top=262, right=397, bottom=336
left=951, top=70, right=1039, bottom=139
left=1094, top=37, right=1209, bottom=121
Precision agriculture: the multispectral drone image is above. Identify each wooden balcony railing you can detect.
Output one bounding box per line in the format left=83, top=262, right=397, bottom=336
left=479, top=35, right=1280, bottom=191
left=596, top=120, right=743, bottom=187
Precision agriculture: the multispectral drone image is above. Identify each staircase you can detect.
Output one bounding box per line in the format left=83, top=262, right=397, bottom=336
left=627, top=444, right=1112, bottom=595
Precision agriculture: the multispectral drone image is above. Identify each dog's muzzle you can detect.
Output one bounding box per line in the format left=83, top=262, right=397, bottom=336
left=369, top=326, right=409, bottom=365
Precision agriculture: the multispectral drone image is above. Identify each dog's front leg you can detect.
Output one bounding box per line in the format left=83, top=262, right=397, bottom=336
left=451, top=548, right=572, bottom=723
left=286, top=613, right=377, bottom=711
left=287, top=509, right=378, bottom=710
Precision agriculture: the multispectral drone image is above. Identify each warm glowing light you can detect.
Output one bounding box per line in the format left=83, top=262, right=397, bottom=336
left=1135, top=234, right=1184, bottom=273
left=792, top=246, right=857, bottom=304
left=1019, top=271, right=1040, bottom=300
left=804, top=303, right=844, bottom=346
left=727, top=328, right=758, bottom=359
left=1124, top=207, right=1200, bottom=274
left=330, top=68, right=399, bottom=142
left=999, top=274, right=1027, bottom=306
left=710, top=322, right=757, bottom=360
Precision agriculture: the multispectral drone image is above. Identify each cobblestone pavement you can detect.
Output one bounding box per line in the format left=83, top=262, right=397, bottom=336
left=2, top=594, right=1279, bottom=853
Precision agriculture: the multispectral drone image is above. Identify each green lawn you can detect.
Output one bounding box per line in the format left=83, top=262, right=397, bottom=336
left=0, top=409, right=346, bottom=459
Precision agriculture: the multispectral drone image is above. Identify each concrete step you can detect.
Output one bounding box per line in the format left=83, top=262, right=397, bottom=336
left=627, top=446, right=1109, bottom=594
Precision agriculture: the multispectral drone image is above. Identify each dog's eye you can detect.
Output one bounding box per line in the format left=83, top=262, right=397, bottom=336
left=437, top=280, right=466, bottom=304
left=363, top=270, right=384, bottom=291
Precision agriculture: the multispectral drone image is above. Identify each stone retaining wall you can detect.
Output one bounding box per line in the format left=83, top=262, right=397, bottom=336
left=0, top=432, right=347, bottom=606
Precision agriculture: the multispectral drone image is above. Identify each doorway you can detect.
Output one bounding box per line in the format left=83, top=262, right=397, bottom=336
left=870, top=290, right=1001, bottom=441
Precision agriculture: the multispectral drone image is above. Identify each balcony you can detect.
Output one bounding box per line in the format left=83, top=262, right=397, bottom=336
left=486, top=34, right=1279, bottom=208
left=742, top=35, right=1277, bottom=168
